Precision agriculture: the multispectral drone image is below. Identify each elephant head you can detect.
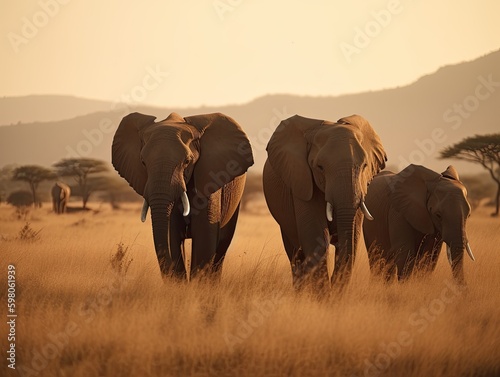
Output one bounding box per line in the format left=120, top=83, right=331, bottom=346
left=267, top=114, right=387, bottom=284
left=391, top=164, right=474, bottom=283
left=112, top=112, right=253, bottom=276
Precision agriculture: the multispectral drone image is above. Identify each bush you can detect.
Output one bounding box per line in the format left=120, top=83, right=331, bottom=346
left=7, top=190, right=34, bottom=207
left=110, top=242, right=133, bottom=276
left=18, top=222, right=42, bottom=242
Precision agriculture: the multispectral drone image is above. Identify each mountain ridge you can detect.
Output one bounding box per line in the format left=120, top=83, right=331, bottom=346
left=1, top=50, right=499, bottom=175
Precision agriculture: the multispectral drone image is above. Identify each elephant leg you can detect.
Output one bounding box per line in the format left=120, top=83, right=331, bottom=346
left=168, top=208, right=188, bottom=279
left=427, top=240, right=443, bottom=272
left=388, top=209, right=418, bottom=282
left=190, top=190, right=220, bottom=278
left=366, top=241, right=386, bottom=277
left=415, top=237, right=442, bottom=275
left=293, top=194, right=329, bottom=292
left=280, top=228, right=305, bottom=288
left=213, top=203, right=241, bottom=276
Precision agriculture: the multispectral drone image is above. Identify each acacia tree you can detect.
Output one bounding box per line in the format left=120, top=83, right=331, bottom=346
left=440, top=133, right=500, bottom=216
left=11, top=165, right=56, bottom=207
left=53, top=158, right=109, bottom=209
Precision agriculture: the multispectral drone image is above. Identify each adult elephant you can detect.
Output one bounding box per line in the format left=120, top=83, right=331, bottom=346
left=112, top=112, right=253, bottom=280
left=263, top=114, right=387, bottom=291
left=51, top=182, right=71, bottom=214
left=363, top=164, right=475, bottom=285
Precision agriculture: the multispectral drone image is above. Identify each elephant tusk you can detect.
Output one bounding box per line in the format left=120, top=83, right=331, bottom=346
left=466, top=242, right=475, bottom=261
left=181, top=191, right=190, bottom=217
left=326, top=202, right=333, bottom=222
left=360, top=201, right=374, bottom=221
left=446, top=244, right=453, bottom=266
left=141, top=199, right=149, bottom=223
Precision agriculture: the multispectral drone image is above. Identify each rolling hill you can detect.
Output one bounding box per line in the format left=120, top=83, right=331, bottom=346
left=1, top=50, right=499, bottom=175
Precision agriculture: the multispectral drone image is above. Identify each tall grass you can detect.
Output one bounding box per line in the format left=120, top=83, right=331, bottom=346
left=0, top=203, right=499, bottom=376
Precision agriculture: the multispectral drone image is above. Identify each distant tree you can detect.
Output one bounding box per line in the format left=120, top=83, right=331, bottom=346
left=53, top=158, right=109, bottom=209
left=0, top=165, right=13, bottom=205
left=7, top=190, right=34, bottom=207
left=460, top=174, right=497, bottom=210
left=440, top=133, right=500, bottom=216
left=94, top=174, right=140, bottom=209
left=11, top=165, right=56, bottom=207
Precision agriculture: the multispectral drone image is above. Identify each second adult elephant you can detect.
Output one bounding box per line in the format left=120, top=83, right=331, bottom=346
left=363, top=164, right=475, bottom=284
left=112, top=112, right=253, bottom=280
left=263, top=114, right=387, bottom=290
left=52, top=182, right=71, bottom=214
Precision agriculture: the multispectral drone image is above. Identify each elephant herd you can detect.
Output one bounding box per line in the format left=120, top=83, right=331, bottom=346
left=111, top=111, right=475, bottom=290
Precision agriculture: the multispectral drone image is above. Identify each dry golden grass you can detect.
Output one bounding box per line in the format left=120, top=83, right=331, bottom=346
left=1, top=201, right=499, bottom=377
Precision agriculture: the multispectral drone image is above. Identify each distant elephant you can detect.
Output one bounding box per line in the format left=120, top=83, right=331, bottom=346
left=112, top=112, right=253, bottom=279
left=263, top=114, right=387, bottom=290
left=51, top=182, right=71, bottom=214
left=363, top=164, right=475, bottom=284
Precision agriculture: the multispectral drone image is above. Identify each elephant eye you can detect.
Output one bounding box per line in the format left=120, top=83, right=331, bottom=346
left=436, top=213, right=442, bottom=220
left=362, top=163, right=368, bottom=171
left=317, top=164, right=324, bottom=171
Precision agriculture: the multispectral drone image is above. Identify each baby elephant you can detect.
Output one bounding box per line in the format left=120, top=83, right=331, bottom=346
left=363, top=164, right=475, bottom=284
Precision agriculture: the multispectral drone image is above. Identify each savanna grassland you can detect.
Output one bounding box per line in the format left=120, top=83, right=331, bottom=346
left=1, top=201, right=499, bottom=377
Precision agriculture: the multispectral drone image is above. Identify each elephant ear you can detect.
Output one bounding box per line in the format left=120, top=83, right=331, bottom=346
left=337, top=115, right=387, bottom=182
left=391, top=164, right=441, bottom=235
left=441, top=165, right=460, bottom=180
left=184, top=113, right=254, bottom=197
left=112, top=112, right=156, bottom=196
left=266, top=115, right=319, bottom=201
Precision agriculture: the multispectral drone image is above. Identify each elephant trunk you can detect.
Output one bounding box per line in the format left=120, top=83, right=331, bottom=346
left=149, top=195, right=175, bottom=276
left=449, top=244, right=465, bottom=284
left=326, top=166, right=361, bottom=289
left=146, top=170, right=190, bottom=279
left=332, top=207, right=357, bottom=288
left=445, top=233, right=472, bottom=285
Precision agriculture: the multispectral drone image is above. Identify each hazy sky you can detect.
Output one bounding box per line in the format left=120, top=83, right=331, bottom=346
left=1, top=1, right=499, bottom=107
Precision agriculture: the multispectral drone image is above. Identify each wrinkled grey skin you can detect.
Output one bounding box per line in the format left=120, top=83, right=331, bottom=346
left=112, top=112, right=253, bottom=280
left=263, top=114, right=387, bottom=292
left=363, top=164, right=475, bottom=285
